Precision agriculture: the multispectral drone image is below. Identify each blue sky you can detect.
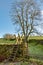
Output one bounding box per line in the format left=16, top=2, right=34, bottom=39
left=0, top=0, right=16, bottom=37
left=0, top=0, right=43, bottom=38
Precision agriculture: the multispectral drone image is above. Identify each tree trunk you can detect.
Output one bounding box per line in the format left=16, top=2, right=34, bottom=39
left=22, top=36, right=29, bottom=58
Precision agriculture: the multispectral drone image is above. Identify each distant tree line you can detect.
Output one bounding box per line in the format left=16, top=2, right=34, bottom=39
left=3, top=33, right=43, bottom=45
left=3, top=34, right=16, bottom=40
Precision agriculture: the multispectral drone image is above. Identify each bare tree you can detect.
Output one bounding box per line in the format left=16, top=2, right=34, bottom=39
left=3, top=34, right=12, bottom=40
left=10, top=0, right=42, bottom=56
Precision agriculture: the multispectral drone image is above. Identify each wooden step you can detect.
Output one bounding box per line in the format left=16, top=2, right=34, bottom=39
left=3, top=44, right=21, bottom=62
left=8, top=46, right=19, bottom=61
left=10, top=53, right=16, bottom=55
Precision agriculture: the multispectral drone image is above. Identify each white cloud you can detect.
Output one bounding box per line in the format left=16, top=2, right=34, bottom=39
left=41, top=10, right=43, bottom=17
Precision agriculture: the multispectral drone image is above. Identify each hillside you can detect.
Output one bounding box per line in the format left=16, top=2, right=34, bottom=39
left=0, top=36, right=43, bottom=45
left=29, top=36, right=43, bottom=40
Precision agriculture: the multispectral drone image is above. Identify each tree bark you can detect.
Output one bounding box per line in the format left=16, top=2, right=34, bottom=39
left=22, top=36, right=29, bottom=58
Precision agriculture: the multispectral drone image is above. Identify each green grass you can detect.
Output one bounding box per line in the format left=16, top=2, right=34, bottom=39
left=0, top=36, right=43, bottom=43
left=0, top=37, right=43, bottom=56
left=29, top=44, right=43, bottom=56
left=0, top=36, right=43, bottom=61
left=0, top=38, right=16, bottom=45
left=29, top=36, right=43, bottom=40
left=0, top=61, right=43, bottom=65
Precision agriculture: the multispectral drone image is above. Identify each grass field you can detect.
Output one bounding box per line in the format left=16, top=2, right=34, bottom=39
left=0, top=38, right=16, bottom=45
left=29, top=36, right=43, bottom=40
left=0, top=36, right=43, bottom=43
left=29, top=44, right=43, bottom=57
left=0, top=36, right=43, bottom=65
left=0, top=36, right=43, bottom=56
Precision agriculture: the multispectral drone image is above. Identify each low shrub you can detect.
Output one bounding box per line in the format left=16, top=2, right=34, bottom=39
left=0, top=55, right=6, bottom=62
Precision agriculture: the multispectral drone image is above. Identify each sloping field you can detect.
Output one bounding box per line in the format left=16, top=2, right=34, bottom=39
left=0, top=36, right=43, bottom=45
left=29, top=36, right=43, bottom=40
left=0, top=38, right=16, bottom=45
